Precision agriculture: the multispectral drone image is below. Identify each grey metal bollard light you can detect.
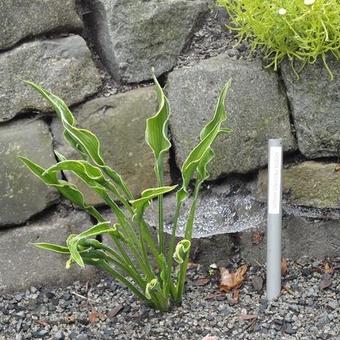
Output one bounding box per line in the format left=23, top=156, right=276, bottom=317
left=266, top=139, right=283, bottom=301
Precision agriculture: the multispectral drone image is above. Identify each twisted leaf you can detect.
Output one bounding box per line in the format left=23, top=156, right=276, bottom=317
left=173, top=239, right=191, bottom=264
left=24, top=81, right=132, bottom=200
left=66, top=222, right=119, bottom=268
left=130, top=185, right=177, bottom=219
left=19, top=157, right=91, bottom=209
left=176, top=80, right=232, bottom=203
left=145, top=74, right=171, bottom=163
left=44, top=160, right=104, bottom=181
left=145, top=278, right=159, bottom=300
left=34, top=243, right=70, bottom=254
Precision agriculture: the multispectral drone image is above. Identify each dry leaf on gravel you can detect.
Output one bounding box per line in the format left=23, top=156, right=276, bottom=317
left=220, top=265, right=247, bottom=292
left=323, top=262, right=334, bottom=274
left=320, top=273, right=332, bottom=290
left=202, top=336, right=219, bottom=340
left=281, top=258, right=288, bottom=276
left=89, top=309, right=106, bottom=324
left=107, top=304, right=124, bottom=318
left=194, top=277, right=210, bottom=286
left=239, top=314, right=257, bottom=321
left=334, top=164, right=340, bottom=172
left=232, top=289, right=240, bottom=302
left=206, top=292, right=226, bottom=301
left=251, top=231, right=264, bottom=245
left=36, top=319, right=49, bottom=327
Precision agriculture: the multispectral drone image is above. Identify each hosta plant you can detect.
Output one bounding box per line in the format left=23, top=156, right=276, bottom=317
left=217, top=0, right=340, bottom=79
left=21, top=78, right=231, bottom=311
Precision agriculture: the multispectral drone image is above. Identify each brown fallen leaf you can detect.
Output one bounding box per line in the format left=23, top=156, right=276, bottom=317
left=320, top=273, right=332, bottom=290
left=206, top=292, right=226, bottom=301
left=323, top=262, right=334, bottom=274
left=194, top=277, right=210, bottom=286
left=107, top=304, right=124, bottom=318
left=202, top=335, right=219, bottom=340
left=239, top=314, right=257, bottom=321
left=281, top=258, right=288, bottom=276
left=282, top=284, right=294, bottom=295
left=232, top=289, right=240, bottom=302
left=251, top=231, right=264, bottom=245
left=220, top=265, right=247, bottom=292
left=36, top=319, right=49, bottom=327
left=335, top=164, right=340, bottom=172
left=89, top=309, right=106, bottom=324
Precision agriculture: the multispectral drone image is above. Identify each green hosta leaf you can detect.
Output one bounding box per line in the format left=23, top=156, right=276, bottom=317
left=173, top=239, right=191, bottom=264
left=199, top=80, right=232, bottom=141
left=176, top=80, right=232, bottom=203
left=196, top=148, right=215, bottom=182
left=102, top=166, right=133, bottom=200
left=145, top=278, right=159, bottom=300
left=24, top=81, right=75, bottom=124
left=78, top=238, right=103, bottom=250
left=145, top=75, right=171, bottom=162
left=66, top=222, right=125, bottom=268
left=54, top=150, right=67, bottom=162
left=44, top=160, right=104, bottom=181
left=19, top=156, right=58, bottom=185
left=34, top=243, right=70, bottom=254
left=62, top=120, right=105, bottom=166
left=67, top=234, right=84, bottom=267
left=19, top=157, right=91, bottom=209
left=24, top=81, right=102, bottom=165
left=43, top=160, right=115, bottom=206
left=24, top=81, right=132, bottom=200
left=130, top=185, right=177, bottom=218
left=75, top=222, right=114, bottom=240
left=20, top=157, right=88, bottom=208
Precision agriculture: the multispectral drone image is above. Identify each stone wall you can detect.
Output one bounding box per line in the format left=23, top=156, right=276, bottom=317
left=0, top=0, right=339, bottom=292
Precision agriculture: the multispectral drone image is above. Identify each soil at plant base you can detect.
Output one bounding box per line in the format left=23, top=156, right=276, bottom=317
left=0, top=256, right=339, bottom=340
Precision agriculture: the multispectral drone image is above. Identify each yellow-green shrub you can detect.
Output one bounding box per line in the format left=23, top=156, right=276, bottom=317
left=217, top=0, right=340, bottom=79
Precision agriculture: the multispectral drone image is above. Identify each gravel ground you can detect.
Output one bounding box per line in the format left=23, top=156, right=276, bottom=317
left=1, top=256, right=339, bottom=340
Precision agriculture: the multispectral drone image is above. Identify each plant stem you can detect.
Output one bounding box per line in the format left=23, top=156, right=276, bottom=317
left=102, top=241, right=146, bottom=289
left=95, top=260, right=147, bottom=301
left=156, top=158, right=165, bottom=255
left=167, top=202, right=182, bottom=268
left=175, top=182, right=201, bottom=303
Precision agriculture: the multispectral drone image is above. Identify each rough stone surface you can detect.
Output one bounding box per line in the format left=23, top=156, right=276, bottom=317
left=281, top=58, right=340, bottom=158
left=145, top=182, right=266, bottom=238
left=99, top=179, right=263, bottom=266
left=143, top=181, right=265, bottom=266
left=257, top=161, right=340, bottom=209
left=0, top=35, right=102, bottom=122
left=0, top=119, right=59, bottom=227
left=51, top=87, right=171, bottom=205
left=239, top=216, right=340, bottom=263
left=84, top=0, right=209, bottom=82
left=167, top=54, right=296, bottom=179
left=0, top=210, right=96, bottom=293
left=0, top=0, right=83, bottom=50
